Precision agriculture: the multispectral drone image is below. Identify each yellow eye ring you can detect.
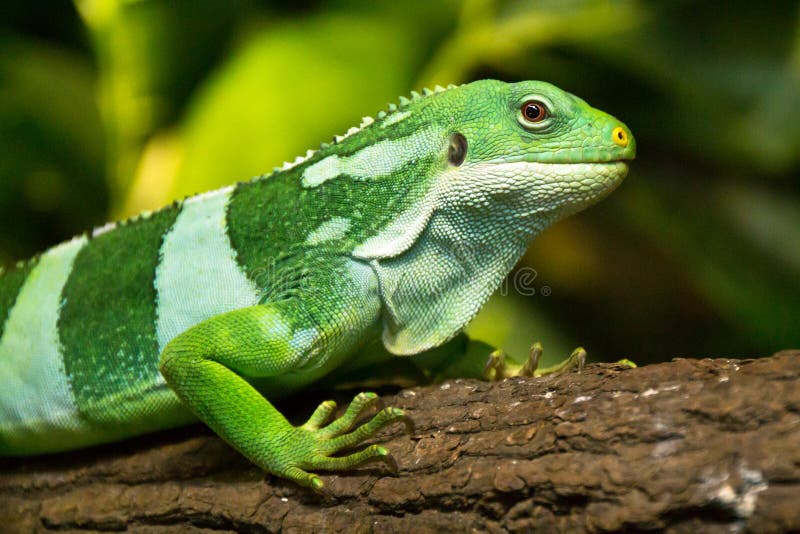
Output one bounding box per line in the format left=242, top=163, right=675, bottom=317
left=612, top=126, right=629, bottom=147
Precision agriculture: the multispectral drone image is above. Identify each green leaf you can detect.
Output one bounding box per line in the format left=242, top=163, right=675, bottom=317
left=74, top=0, right=249, bottom=203
left=166, top=13, right=423, bottom=202
left=0, top=35, right=106, bottom=262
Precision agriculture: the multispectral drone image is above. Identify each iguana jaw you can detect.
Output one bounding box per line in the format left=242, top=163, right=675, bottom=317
left=445, top=159, right=628, bottom=221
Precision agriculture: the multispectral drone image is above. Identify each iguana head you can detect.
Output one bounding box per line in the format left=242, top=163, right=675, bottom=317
left=347, top=80, right=636, bottom=354
left=433, top=79, right=635, bottom=225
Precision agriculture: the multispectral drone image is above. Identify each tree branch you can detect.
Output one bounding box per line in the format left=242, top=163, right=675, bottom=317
left=2, top=351, right=799, bottom=532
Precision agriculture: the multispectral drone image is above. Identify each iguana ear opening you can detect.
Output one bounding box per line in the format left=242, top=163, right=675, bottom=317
left=448, top=133, right=467, bottom=166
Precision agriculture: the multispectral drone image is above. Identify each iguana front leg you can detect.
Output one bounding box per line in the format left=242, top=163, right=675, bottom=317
left=159, top=264, right=406, bottom=490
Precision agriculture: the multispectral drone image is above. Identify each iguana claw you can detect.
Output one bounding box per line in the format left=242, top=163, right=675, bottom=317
left=288, top=392, right=409, bottom=490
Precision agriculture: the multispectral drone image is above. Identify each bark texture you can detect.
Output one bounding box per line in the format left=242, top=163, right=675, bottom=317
left=2, top=351, right=799, bottom=533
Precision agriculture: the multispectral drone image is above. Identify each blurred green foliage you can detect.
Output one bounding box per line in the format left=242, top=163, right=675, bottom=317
left=1, top=0, right=798, bottom=364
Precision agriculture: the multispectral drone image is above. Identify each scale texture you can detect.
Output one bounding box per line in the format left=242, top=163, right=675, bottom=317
left=0, top=79, right=635, bottom=487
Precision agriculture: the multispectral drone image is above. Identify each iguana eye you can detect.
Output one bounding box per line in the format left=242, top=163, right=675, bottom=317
left=521, top=100, right=548, bottom=123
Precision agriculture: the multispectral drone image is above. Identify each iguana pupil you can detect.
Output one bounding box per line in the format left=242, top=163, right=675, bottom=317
left=522, top=100, right=548, bottom=122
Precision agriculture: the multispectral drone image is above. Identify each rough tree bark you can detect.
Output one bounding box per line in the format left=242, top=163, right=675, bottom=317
left=1, top=351, right=799, bottom=533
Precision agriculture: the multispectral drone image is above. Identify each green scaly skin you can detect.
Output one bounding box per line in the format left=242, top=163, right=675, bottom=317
left=0, top=80, right=635, bottom=489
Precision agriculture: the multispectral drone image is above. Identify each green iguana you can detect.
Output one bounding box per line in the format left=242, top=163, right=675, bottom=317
left=0, top=80, right=635, bottom=489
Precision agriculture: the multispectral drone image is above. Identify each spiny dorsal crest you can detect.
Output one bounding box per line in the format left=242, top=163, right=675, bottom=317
left=273, top=83, right=459, bottom=174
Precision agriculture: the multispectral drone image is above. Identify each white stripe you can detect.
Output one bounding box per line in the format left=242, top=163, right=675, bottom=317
left=381, top=110, right=410, bottom=127
left=91, top=221, right=117, bottom=237
left=184, top=185, right=234, bottom=206
left=352, top=198, right=435, bottom=260
left=305, top=216, right=351, bottom=245
left=0, top=236, right=88, bottom=433
left=301, top=127, right=436, bottom=188
left=155, top=187, right=260, bottom=353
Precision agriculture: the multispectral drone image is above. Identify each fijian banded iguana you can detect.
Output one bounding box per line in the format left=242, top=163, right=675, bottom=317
left=0, top=80, right=635, bottom=489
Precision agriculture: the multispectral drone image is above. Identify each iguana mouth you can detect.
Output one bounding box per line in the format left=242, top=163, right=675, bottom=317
left=510, top=155, right=635, bottom=165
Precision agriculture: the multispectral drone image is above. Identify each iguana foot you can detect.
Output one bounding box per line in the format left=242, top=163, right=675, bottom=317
left=615, top=358, right=638, bottom=368
left=285, top=392, right=410, bottom=490
left=483, top=343, right=586, bottom=380
left=483, top=343, right=636, bottom=381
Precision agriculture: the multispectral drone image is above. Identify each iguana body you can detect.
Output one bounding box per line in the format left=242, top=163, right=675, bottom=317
left=0, top=80, right=634, bottom=488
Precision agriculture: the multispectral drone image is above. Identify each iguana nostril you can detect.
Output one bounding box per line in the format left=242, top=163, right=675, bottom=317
left=612, top=126, right=629, bottom=147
